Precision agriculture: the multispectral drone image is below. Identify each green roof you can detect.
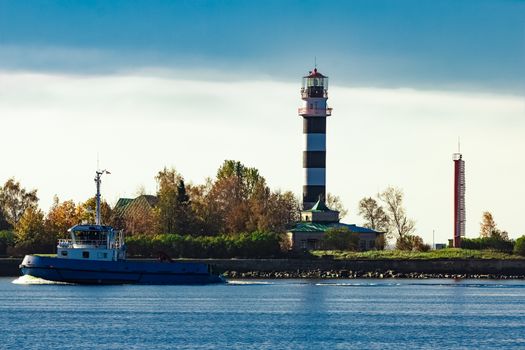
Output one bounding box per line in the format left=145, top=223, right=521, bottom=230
left=113, top=198, right=134, bottom=216
left=290, top=222, right=381, bottom=234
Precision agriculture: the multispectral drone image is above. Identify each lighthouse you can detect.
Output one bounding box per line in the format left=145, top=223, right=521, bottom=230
left=453, top=151, right=466, bottom=247
left=298, top=68, right=332, bottom=210
left=288, top=68, right=383, bottom=251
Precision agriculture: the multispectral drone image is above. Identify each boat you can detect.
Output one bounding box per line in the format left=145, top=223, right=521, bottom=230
left=19, top=170, right=225, bottom=285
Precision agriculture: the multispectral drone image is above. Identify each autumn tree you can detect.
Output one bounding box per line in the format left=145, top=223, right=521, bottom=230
left=186, top=180, right=223, bottom=236
left=479, top=211, right=508, bottom=240
left=378, top=187, right=415, bottom=242
left=0, top=178, right=38, bottom=227
left=45, top=196, right=81, bottom=238
left=15, top=207, right=46, bottom=244
left=263, top=190, right=300, bottom=233
left=358, top=197, right=389, bottom=233
left=209, top=160, right=267, bottom=233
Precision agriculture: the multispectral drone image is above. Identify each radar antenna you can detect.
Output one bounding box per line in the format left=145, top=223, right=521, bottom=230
left=94, top=169, right=110, bottom=225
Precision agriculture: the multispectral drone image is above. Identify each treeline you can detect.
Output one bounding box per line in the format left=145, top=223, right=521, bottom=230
left=0, top=160, right=300, bottom=255
left=139, top=160, right=300, bottom=236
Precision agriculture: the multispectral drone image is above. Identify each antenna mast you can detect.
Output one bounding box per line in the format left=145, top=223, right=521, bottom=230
left=94, top=169, right=110, bottom=225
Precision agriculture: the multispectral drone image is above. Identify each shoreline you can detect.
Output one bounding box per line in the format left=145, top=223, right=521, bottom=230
left=2, top=257, right=525, bottom=279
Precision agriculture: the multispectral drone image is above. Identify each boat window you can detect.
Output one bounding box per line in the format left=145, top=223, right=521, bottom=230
left=61, top=251, right=68, bottom=256
left=82, top=251, right=90, bottom=258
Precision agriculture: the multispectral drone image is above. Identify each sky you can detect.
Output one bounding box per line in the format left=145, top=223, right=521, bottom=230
left=0, top=0, right=524, bottom=243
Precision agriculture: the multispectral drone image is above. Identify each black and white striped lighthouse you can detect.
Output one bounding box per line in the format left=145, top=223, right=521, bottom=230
left=299, top=68, right=332, bottom=210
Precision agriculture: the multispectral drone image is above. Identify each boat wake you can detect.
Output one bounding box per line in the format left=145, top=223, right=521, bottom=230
left=227, top=280, right=274, bottom=285
left=316, top=282, right=402, bottom=287
left=12, top=275, right=72, bottom=285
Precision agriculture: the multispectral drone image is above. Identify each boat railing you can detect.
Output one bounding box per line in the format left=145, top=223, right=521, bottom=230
left=57, top=239, right=108, bottom=248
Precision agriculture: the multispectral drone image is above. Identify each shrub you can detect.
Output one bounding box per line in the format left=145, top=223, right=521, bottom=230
left=514, top=236, right=525, bottom=256
left=322, top=227, right=359, bottom=251
left=461, top=236, right=514, bottom=253
left=125, top=231, right=284, bottom=258
left=0, top=231, right=14, bottom=255
left=396, top=235, right=430, bottom=252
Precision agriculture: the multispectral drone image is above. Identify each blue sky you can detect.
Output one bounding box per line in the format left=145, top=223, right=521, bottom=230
left=0, top=0, right=524, bottom=243
left=1, top=0, right=523, bottom=92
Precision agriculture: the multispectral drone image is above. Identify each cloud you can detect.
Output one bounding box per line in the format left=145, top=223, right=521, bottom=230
left=0, top=70, right=523, bottom=242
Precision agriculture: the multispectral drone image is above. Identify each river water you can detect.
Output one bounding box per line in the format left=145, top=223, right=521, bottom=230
left=1, top=277, right=525, bottom=349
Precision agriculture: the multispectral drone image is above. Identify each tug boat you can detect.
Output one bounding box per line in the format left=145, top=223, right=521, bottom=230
left=19, top=171, right=224, bottom=285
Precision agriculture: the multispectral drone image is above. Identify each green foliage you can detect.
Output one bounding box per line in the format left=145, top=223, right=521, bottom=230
left=0, top=230, right=14, bottom=255
left=513, top=236, right=525, bottom=256
left=155, top=168, right=195, bottom=234
left=126, top=231, right=283, bottom=258
left=322, top=227, right=359, bottom=250
left=311, top=248, right=522, bottom=260
left=460, top=236, right=514, bottom=253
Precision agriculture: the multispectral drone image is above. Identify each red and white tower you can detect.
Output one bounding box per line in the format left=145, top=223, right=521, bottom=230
left=453, top=151, right=466, bottom=247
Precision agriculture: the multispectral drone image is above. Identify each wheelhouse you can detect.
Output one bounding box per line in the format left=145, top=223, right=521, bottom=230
left=57, top=225, right=126, bottom=261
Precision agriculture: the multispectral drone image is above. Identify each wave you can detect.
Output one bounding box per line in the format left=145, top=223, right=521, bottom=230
left=11, top=275, right=72, bottom=285
left=227, top=280, right=275, bottom=285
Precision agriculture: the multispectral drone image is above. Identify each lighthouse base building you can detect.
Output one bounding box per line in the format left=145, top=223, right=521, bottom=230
left=286, top=199, right=383, bottom=251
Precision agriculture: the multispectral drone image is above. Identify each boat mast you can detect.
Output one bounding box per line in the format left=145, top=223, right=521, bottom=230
left=94, top=169, right=110, bottom=225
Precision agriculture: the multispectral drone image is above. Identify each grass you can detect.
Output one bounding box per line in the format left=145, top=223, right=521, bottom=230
left=310, top=248, right=523, bottom=260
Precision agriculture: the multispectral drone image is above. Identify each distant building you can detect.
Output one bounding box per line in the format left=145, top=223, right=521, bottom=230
left=286, top=199, right=382, bottom=251
left=434, top=243, right=447, bottom=250
left=113, top=195, right=158, bottom=235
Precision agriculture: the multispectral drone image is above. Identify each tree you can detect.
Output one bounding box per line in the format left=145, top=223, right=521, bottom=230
left=480, top=211, right=497, bottom=237
left=358, top=197, right=389, bottom=233
left=514, top=236, right=525, bottom=256
left=378, top=187, right=415, bottom=242
left=479, top=211, right=508, bottom=239
left=0, top=178, right=38, bottom=227
left=174, top=179, right=193, bottom=234
left=15, top=207, right=46, bottom=244
left=0, top=210, right=10, bottom=230
left=156, top=167, right=182, bottom=234
left=396, top=234, right=430, bottom=251
left=155, top=168, right=196, bottom=234
left=326, top=193, right=348, bottom=219
left=187, top=180, right=223, bottom=236
left=322, top=226, right=359, bottom=250
left=45, top=196, right=81, bottom=238
left=78, top=197, right=112, bottom=225
left=209, top=160, right=268, bottom=234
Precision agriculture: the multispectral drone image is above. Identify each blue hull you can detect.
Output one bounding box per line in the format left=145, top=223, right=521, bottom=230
left=20, top=255, right=224, bottom=285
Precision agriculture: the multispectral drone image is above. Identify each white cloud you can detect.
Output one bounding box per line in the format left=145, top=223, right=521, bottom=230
left=0, top=70, right=523, bottom=242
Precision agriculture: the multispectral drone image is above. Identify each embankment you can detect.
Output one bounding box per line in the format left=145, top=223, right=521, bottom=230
left=2, top=257, right=525, bottom=278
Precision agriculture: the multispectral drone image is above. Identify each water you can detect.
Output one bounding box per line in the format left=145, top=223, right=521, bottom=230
left=2, top=277, right=525, bottom=349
